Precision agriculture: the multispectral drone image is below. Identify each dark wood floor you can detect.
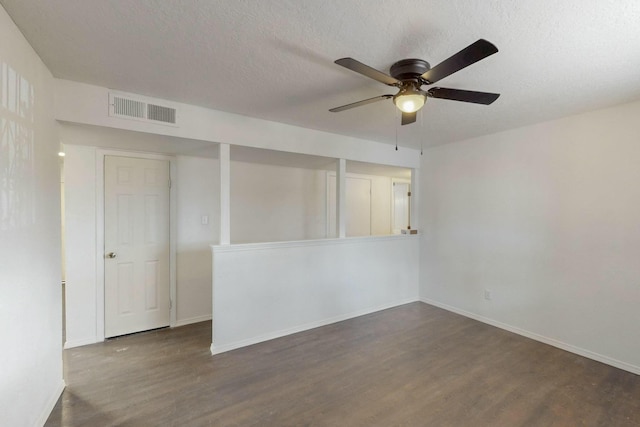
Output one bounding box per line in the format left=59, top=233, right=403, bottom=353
left=46, top=302, right=640, bottom=426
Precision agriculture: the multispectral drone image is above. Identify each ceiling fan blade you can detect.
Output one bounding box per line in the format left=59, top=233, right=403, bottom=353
left=427, top=87, right=500, bottom=105
left=420, top=39, right=498, bottom=84
left=329, top=95, right=393, bottom=112
left=335, top=58, right=400, bottom=86
left=401, top=111, right=417, bottom=126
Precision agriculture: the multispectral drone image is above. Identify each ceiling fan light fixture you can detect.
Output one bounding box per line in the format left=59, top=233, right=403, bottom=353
left=330, top=39, right=499, bottom=125
left=393, top=86, right=427, bottom=113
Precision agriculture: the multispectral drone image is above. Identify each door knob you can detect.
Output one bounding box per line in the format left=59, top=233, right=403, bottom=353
left=106, top=252, right=117, bottom=259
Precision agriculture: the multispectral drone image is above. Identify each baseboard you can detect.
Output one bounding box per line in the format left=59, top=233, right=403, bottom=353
left=64, top=316, right=214, bottom=347
left=175, top=314, right=212, bottom=327
left=419, top=298, right=640, bottom=376
left=36, top=379, right=65, bottom=427
left=64, top=337, right=99, bottom=349
left=211, top=297, right=419, bottom=355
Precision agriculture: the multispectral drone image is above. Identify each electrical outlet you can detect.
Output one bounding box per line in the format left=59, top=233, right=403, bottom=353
left=201, top=215, right=209, bottom=225
left=484, top=289, right=492, bottom=301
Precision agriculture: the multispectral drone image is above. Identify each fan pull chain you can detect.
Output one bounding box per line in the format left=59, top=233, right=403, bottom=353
left=420, top=110, right=424, bottom=155
left=395, top=108, right=399, bottom=151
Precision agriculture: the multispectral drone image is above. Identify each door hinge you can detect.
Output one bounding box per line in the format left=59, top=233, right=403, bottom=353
left=169, top=299, right=172, bottom=309
left=408, top=191, right=411, bottom=197
left=168, top=178, right=172, bottom=189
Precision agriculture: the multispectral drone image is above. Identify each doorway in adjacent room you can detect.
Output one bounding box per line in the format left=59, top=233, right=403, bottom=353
left=391, top=179, right=411, bottom=234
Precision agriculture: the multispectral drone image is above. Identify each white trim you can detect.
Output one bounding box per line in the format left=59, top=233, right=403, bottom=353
left=174, top=314, right=213, bottom=327
left=419, top=298, right=640, bottom=376
left=64, top=337, right=99, bottom=349
left=211, top=234, right=418, bottom=253
left=325, top=171, right=331, bottom=238
left=96, top=152, right=105, bottom=341
left=211, top=298, right=418, bottom=355
left=169, top=159, right=177, bottom=327
left=95, top=149, right=178, bottom=343
left=36, top=380, right=65, bottom=427
left=410, top=168, right=419, bottom=231
left=336, top=159, right=347, bottom=238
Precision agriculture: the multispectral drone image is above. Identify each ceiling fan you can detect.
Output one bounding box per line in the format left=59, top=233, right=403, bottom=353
left=329, top=39, right=500, bottom=125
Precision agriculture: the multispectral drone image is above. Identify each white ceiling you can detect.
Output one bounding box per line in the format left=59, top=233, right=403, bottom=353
left=3, top=0, right=640, bottom=149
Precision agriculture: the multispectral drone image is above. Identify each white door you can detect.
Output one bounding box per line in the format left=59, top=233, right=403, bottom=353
left=328, top=175, right=372, bottom=237
left=392, top=182, right=410, bottom=234
left=104, top=156, right=171, bottom=338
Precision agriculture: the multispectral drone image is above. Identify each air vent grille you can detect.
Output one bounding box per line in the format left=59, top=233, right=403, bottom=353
left=109, top=93, right=178, bottom=126
left=147, top=104, right=176, bottom=124
left=113, top=96, right=145, bottom=119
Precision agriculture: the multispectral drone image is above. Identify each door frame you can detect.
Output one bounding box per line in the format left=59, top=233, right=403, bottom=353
left=95, top=149, right=177, bottom=342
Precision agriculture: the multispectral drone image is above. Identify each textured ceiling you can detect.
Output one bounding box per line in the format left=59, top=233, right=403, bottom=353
left=3, top=0, right=640, bottom=148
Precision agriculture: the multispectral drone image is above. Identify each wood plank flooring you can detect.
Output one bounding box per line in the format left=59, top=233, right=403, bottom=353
left=46, top=302, right=640, bottom=426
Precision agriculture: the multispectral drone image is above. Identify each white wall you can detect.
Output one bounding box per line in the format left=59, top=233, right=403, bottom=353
left=211, top=235, right=420, bottom=353
left=175, top=155, right=219, bottom=325
left=420, top=99, right=640, bottom=374
left=343, top=161, right=412, bottom=235
left=62, top=143, right=219, bottom=344
left=231, top=161, right=328, bottom=243
left=63, top=144, right=98, bottom=347
left=54, top=79, right=421, bottom=169
left=232, top=163, right=399, bottom=243
left=0, top=4, right=64, bottom=426
left=364, top=174, right=392, bottom=236
left=54, top=77, right=421, bottom=348
left=63, top=126, right=406, bottom=340
left=328, top=173, right=394, bottom=237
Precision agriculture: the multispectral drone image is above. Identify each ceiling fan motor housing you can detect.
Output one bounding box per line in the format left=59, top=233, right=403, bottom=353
left=389, top=58, right=431, bottom=82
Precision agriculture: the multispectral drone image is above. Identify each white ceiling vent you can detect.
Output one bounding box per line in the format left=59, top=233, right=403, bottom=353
left=109, top=93, right=178, bottom=126
left=147, top=103, right=176, bottom=124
